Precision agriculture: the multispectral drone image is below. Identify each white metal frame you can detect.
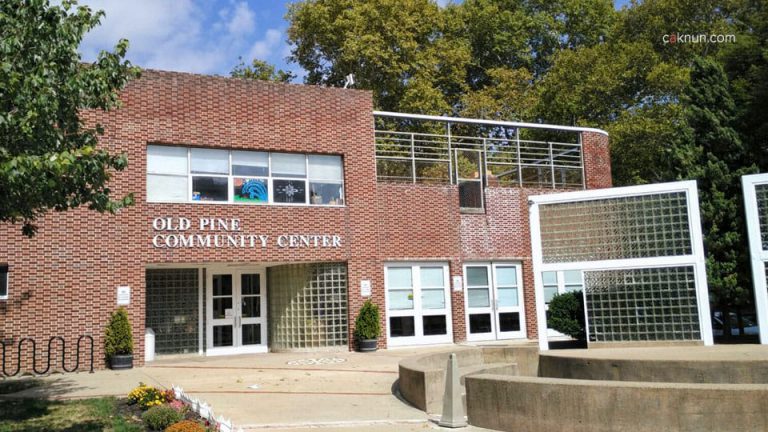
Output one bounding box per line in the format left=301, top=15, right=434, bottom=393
left=384, top=262, right=453, bottom=347
left=530, top=180, right=713, bottom=350
left=463, top=262, right=526, bottom=341
left=742, top=173, right=768, bottom=344
left=205, top=266, right=268, bottom=356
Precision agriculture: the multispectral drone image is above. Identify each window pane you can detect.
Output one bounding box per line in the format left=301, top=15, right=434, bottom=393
left=242, top=324, right=262, bottom=345
left=241, top=274, right=260, bottom=295
left=242, top=296, right=261, bottom=318
left=273, top=179, right=307, bottom=204
left=420, top=267, right=444, bottom=288
left=469, top=314, right=492, bottom=334
left=272, top=153, right=306, bottom=178
left=564, top=271, right=582, bottom=284
left=387, top=268, right=412, bottom=289
left=498, top=287, right=518, bottom=307
left=422, top=289, right=445, bottom=309
left=147, top=175, right=188, bottom=202
left=213, top=274, right=232, bottom=296
left=423, top=315, right=447, bottom=335
left=542, top=271, right=558, bottom=285
left=234, top=178, right=268, bottom=203
left=496, top=267, right=517, bottom=286
left=389, top=290, right=413, bottom=310
left=213, top=325, right=233, bottom=347
left=192, top=176, right=228, bottom=201
left=390, top=316, right=415, bottom=337
left=468, top=287, right=490, bottom=307
left=147, top=145, right=187, bottom=175
left=191, top=148, right=229, bottom=174
left=232, top=151, right=268, bottom=176
left=499, top=312, right=520, bottom=332
left=309, top=183, right=344, bottom=205
left=544, top=286, right=558, bottom=303
left=308, top=155, right=343, bottom=181
left=466, top=267, right=488, bottom=287
left=0, top=265, right=7, bottom=297
left=213, top=298, right=233, bottom=319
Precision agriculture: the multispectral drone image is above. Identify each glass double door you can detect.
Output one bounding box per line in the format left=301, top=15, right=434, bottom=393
left=206, top=269, right=267, bottom=355
left=464, top=263, right=526, bottom=341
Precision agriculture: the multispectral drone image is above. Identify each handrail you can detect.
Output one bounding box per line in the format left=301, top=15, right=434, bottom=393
left=1, top=335, right=95, bottom=376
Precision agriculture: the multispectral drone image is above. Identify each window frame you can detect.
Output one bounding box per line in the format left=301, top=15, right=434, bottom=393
left=0, top=265, right=8, bottom=300
left=146, top=145, right=345, bottom=207
left=384, top=262, right=453, bottom=347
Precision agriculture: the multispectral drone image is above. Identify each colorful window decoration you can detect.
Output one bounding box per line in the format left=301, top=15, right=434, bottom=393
left=234, top=178, right=268, bottom=203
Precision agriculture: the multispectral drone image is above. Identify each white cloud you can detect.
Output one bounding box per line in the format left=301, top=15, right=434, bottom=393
left=227, top=2, right=256, bottom=35
left=248, top=29, right=283, bottom=61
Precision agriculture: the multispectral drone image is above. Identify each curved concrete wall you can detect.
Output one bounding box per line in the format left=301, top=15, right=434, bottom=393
left=539, top=354, right=768, bottom=384
left=466, top=374, right=768, bottom=432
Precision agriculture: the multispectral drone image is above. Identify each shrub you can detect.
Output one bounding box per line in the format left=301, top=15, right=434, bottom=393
left=548, top=291, right=586, bottom=340
left=105, top=307, right=133, bottom=360
left=354, top=300, right=381, bottom=340
left=128, top=383, right=173, bottom=410
left=142, top=405, right=183, bottom=431
left=165, top=420, right=206, bottom=432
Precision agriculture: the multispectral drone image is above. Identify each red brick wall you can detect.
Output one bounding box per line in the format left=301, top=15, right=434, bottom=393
left=0, top=70, right=611, bottom=372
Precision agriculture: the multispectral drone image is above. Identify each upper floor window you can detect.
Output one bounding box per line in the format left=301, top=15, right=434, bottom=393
left=146, top=145, right=345, bottom=206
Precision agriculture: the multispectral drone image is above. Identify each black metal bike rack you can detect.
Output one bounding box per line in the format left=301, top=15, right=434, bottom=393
left=1, top=335, right=94, bottom=377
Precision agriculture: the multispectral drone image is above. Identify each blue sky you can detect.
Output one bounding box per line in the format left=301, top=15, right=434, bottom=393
left=78, top=0, right=632, bottom=80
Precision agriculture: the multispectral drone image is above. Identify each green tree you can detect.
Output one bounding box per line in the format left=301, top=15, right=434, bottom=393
left=231, top=57, right=295, bottom=82
left=673, top=57, right=756, bottom=335
left=0, top=0, right=138, bottom=236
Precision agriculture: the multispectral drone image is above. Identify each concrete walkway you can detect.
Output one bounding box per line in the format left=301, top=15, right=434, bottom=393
left=0, top=346, right=495, bottom=432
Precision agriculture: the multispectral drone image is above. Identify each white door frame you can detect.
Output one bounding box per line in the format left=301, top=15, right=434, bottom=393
left=742, top=173, right=768, bottom=344
left=205, top=266, right=268, bottom=355
left=464, top=262, right=526, bottom=342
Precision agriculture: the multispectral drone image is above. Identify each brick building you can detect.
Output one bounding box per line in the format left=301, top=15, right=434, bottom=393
left=0, top=70, right=610, bottom=369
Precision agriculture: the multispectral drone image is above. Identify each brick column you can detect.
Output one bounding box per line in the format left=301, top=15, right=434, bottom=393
left=582, top=131, right=612, bottom=189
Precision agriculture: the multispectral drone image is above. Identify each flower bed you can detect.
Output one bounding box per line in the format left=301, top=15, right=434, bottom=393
left=127, top=383, right=240, bottom=431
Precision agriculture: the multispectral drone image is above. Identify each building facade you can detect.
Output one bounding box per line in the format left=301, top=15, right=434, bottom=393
left=0, top=71, right=611, bottom=369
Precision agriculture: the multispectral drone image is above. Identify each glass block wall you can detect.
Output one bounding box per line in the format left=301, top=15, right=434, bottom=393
left=146, top=269, right=199, bottom=354
left=539, top=192, right=692, bottom=263
left=755, top=184, right=768, bottom=250
left=268, top=263, right=348, bottom=351
left=585, top=266, right=701, bottom=342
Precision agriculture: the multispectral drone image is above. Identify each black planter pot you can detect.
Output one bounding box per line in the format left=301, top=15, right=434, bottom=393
left=358, top=338, right=378, bottom=352
left=109, top=354, right=134, bottom=370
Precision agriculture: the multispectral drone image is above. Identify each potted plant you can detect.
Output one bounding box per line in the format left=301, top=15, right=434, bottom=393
left=354, top=300, right=381, bottom=352
left=105, top=307, right=134, bottom=369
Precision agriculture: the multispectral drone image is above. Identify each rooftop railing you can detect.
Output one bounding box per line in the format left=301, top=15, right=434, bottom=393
left=374, top=112, right=591, bottom=210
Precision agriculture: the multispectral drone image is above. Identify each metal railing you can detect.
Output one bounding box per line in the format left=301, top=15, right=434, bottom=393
left=374, top=113, right=587, bottom=192
left=1, top=335, right=94, bottom=376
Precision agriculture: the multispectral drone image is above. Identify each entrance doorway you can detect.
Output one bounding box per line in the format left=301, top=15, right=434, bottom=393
left=206, top=268, right=268, bottom=355
left=464, top=263, right=526, bottom=341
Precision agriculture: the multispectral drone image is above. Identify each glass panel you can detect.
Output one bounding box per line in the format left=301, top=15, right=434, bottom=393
left=466, top=267, right=489, bottom=287
left=213, top=275, right=232, bottom=296
left=213, top=325, right=233, bottom=347
left=213, top=298, right=233, bottom=319
left=496, top=267, right=517, bottom=286
left=145, top=269, right=198, bottom=354
left=147, top=145, right=187, bottom=175
left=468, top=287, right=490, bottom=307
left=0, top=266, right=6, bottom=297
left=497, top=287, right=518, bottom=307
left=544, top=286, right=558, bottom=303
left=423, top=315, right=447, bottom=335
left=242, top=296, right=260, bottom=318
left=192, top=176, right=228, bottom=201
left=422, top=289, right=445, bottom=309
left=390, top=316, right=415, bottom=337
left=564, top=270, right=582, bottom=284
left=308, top=155, right=343, bottom=181
left=272, top=153, right=306, bottom=178
left=499, top=312, right=521, bottom=332
left=389, top=290, right=414, bottom=310
left=376, top=159, right=412, bottom=182
left=241, top=274, right=260, bottom=295
left=233, top=178, right=268, bottom=203
left=242, top=324, right=262, bottom=345
left=420, top=267, right=444, bottom=288
left=191, top=148, right=229, bottom=174
left=232, top=151, right=268, bottom=176
left=542, top=271, right=557, bottom=285
left=309, top=182, right=344, bottom=205
left=469, top=314, right=492, bottom=334
left=147, top=174, right=188, bottom=202
left=756, top=184, right=768, bottom=250
left=273, top=179, right=307, bottom=204
left=387, top=268, right=412, bottom=289
left=459, top=181, right=483, bottom=209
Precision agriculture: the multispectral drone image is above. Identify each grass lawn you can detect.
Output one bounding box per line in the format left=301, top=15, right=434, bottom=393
left=0, top=397, right=144, bottom=432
